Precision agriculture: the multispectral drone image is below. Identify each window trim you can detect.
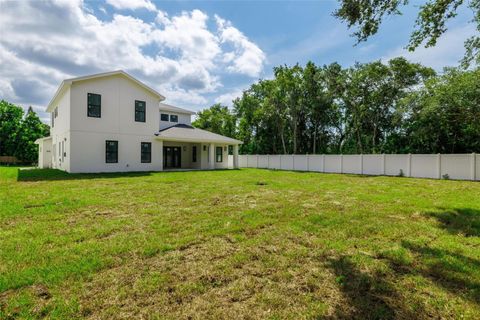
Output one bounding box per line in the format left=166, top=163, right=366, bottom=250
left=105, top=140, right=118, bottom=163
left=160, top=113, right=169, bottom=121
left=141, top=142, right=152, bottom=163
left=135, top=100, right=146, bottom=122
left=216, top=146, right=223, bottom=162
left=87, top=93, right=101, bottom=118
left=170, top=114, right=178, bottom=123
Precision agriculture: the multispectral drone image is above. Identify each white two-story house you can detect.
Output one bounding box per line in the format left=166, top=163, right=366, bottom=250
left=35, top=70, right=241, bottom=173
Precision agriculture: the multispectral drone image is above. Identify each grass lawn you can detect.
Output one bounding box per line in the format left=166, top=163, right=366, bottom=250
left=1, top=167, right=480, bottom=319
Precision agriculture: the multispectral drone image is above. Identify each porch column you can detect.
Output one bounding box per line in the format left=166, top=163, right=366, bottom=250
left=209, top=143, right=215, bottom=169
left=158, top=140, right=164, bottom=171
left=233, top=144, right=239, bottom=169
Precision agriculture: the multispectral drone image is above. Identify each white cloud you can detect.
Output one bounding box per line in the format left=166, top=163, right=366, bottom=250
left=215, top=15, right=265, bottom=77
left=382, top=25, right=476, bottom=70
left=106, top=0, right=156, bottom=11
left=214, top=88, right=244, bottom=106
left=0, top=0, right=265, bottom=122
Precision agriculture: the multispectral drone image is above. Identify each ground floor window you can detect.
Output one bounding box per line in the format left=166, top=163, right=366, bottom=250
left=216, top=146, right=223, bottom=162
left=141, top=142, right=151, bottom=163
left=106, top=140, right=118, bottom=163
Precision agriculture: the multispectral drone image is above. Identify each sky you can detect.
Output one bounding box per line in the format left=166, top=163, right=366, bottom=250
left=0, top=0, right=476, bottom=123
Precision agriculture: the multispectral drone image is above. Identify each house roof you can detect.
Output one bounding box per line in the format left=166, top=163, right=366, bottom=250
left=155, top=124, right=242, bottom=144
left=159, top=103, right=196, bottom=115
left=34, top=136, right=52, bottom=144
left=46, top=70, right=165, bottom=112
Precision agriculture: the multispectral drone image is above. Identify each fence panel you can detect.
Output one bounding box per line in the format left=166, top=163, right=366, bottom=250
left=246, top=155, right=257, bottom=168
left=308, top=155, right=324, bottom=172
left=324, top=155, right=341, bottom=173
left=280, top=155, right=294, bottom=170
left=258, top=155, right=269, bottom=168
left=411, top=154, right=438, bottom=178
left=363, top=154, right=383, bottom=175
left=441, top=154, right=471, bottom=180
left=385, top=155, right=408, bottom=176
left=294, top=155, right=308, bottom=171
left=343, top=155, right=362, bottom=174
left=268, top=155, right=281, bottom=169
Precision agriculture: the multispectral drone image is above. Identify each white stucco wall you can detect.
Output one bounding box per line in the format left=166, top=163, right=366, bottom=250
left=50, top=88, right=71, bottom=172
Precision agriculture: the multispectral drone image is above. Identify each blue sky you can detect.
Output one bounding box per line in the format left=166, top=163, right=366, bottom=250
left=0, top=0, right=475, bottom=122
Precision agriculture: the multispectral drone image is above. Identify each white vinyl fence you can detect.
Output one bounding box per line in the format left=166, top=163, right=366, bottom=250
left=228, top=153, right=480, bottom=181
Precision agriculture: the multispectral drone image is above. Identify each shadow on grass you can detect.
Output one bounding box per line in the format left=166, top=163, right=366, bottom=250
left=427, top=208, right=480, bottom=237
left=327, top=256, right=425, bottom=319
left=17, top=168, right=153, bottom=182
left=17, top=168, right=238, bottom=182
left=401, top=240, right=480, bottom=303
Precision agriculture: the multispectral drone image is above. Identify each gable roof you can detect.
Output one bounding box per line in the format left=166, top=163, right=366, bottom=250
left=159, top=103, right=196, bottom=115
left=46, top=70, right=165, bottom=112
left=155, top=124, right=242, bottom=144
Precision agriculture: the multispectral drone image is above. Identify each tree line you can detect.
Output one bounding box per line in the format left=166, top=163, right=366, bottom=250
left=193, top=58, right=480, bottom=155
left=0, top=100, right=50, bottom=163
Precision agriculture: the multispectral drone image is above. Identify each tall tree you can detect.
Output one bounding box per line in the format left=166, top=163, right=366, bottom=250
left=0, top=100, right=24, bottom=156
left=15, top=106, right=50, bottom=163
left=192, top=104, right=236, bottom=138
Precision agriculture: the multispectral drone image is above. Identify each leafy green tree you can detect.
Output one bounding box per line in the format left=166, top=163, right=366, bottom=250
left=404, top=67, right=480, bottom=153
left=192, top=103, right=237, bottom=139
left=0, top=100, right=24, bottom=156
left=334, top=0, right=480, bottom=66
left=15, top=106, right=50, bottom=163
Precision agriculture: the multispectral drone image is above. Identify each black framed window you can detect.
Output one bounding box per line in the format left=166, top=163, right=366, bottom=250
left=87, top=93, right=101, bottom=118
left=161, top=113, right=169, bottom=121
left=216, top=146, right=223, bottom=162
left=192, top=146, right=197, bottom=162
left=170, top=114, right=178, bottom=122
left=51, top=113, right=54, bottom=128
left=135, top=100, right=146, bottom=122
left=141, top=142, right=151, bottom=163
left=106, top=140, right=118, bottom=163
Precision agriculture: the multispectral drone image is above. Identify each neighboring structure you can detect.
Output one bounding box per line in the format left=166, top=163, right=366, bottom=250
left=35, top=70, right=241, bottom=173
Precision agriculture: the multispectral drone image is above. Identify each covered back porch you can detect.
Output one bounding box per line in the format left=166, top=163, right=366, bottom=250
left=154, top=124, right=241, bottom=170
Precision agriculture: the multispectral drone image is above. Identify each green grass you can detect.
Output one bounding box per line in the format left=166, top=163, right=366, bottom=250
left=1, top=167, right=480, bottom=319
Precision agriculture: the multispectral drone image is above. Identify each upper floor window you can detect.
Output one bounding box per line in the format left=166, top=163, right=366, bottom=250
left=135, top=100, right=146, bottom=122
left=106, top=140, right=118, bottom=163
left=160, top=113, right=169, bottom=121
left=216, top=146, right=223, bottom=162
left=170, top=114, right=178, bottom=122
left=87, top=93, right=101, bottom=118
left=141, top=142, right=151, bottom=163
left=51, top=113, right=54, bottom=128
left=54, top=107, right=58, bottom=118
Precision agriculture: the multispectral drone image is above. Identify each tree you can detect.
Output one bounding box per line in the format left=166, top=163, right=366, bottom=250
left=404, top=67, right=480, bottom=153
left=0, top=100, right=24, bottom=156
left=15, top=106, right=50, bottom=163
left=334, top=0, right=480, bottom=67
left=192, top=104, right=237, bottom=138
left=0, top=101, right=49, bottom=163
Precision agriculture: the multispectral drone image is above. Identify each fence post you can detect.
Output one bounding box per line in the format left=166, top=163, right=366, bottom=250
left=382, top=154, right=386, bottom=175
left=279, top=154, right=282, bottom=170
left=322, top=154, right=326, bottom=173
left=472, top=153, right=476, bottom=181
left=292, top=154, right=295, bottom=170
left=407, top=153, right=412, bottom=177
left=437, top=153, right=442, bottom=179
left=340, top=154, right=343, bottom=174
left=255, top=154, right=259, bottom=168
left=306, top=153, right=310, bottom=171
left=246, top=155, right=249, bottom=168
left=267, top=154, right=270, bottom=169
left=360, top=154, right=364, bottom=175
